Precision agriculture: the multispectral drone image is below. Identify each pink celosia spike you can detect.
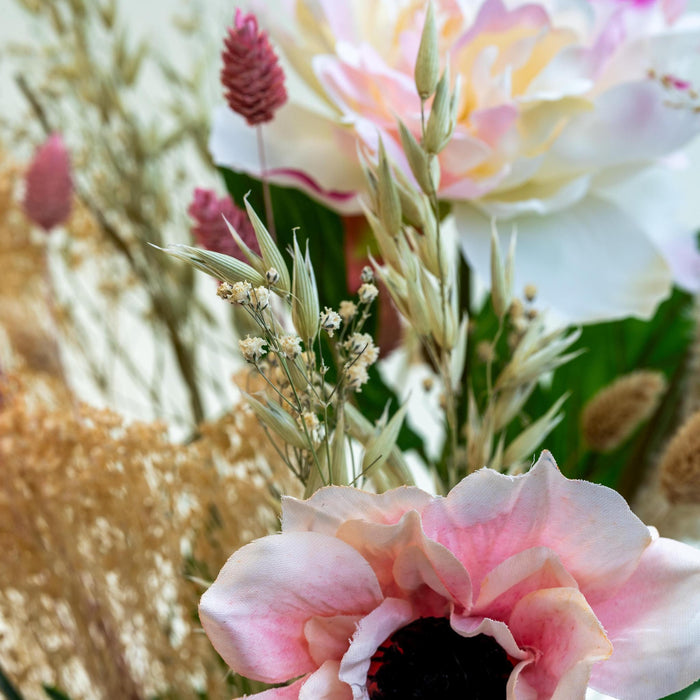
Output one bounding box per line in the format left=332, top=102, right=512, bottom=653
left=23, top=133, right=73, bottom=232
left=187, top=187, right=260, bottom=259
left=221, top=9, right=288, bottom=126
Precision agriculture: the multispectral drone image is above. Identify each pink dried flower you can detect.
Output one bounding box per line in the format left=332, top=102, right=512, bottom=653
left=221, top=9, right=287, bottom=126
left=200, top=452, right=700, bottom=699
left=23, top=133, right=73, bottom=232
left=187, top=187, right=259, bottom=259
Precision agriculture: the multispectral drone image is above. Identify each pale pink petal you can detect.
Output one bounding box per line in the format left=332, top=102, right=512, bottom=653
left=199, top=531, right=382, bottom=683
left=244, top=678, right=305, bottom=700
left=589, top=537, right=700, bottom=700
left=336, top=509, right=472, bottom=615
left=338, top=598, right=414, bottom=699
left=454, top=193, right=672, bottom=324
left=282, top=485, right=433, bottom=535
left=209, top=105, right=363, bottom=214
left=509, top=588, right=612, bottom=699
left=548, top=81, right=700, bottom=173
left=299, top=660, right=353, bottom=700
left=449, top=614, right=531, bottom=662
left=474, top=547, right=579, bottom=621
left=422, top=452, right=653, bottom=603
left=305, top=615, right=361, bottom=665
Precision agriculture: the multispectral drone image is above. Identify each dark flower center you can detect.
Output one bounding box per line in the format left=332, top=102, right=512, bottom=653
left=367, top=617, right=514, bottom=699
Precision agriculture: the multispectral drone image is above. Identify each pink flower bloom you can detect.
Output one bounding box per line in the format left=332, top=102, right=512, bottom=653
left=221, top=9, right=288, bottom=126
left=211, top=0, right=700, bottom=324
left=187, top=187, right=259, bottom=259
left=200, top=452, right=700, bottom=699
left=23, top=133, right=73, bottom=232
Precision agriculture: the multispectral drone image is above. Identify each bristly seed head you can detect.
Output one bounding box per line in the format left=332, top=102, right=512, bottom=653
left=221, top=10, right=288, bottom=126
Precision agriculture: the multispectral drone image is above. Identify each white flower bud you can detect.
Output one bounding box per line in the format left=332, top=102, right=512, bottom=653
left=358, top=283, right=379, bottom=304
left=320, top=307, right=342, bottom=336
left=239, top=335, right=267, bottom=363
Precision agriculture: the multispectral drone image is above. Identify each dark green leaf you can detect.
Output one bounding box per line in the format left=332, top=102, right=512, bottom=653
left=0, top=664, right=23, bottom=700
left=42, top=687, right=72, bottom=700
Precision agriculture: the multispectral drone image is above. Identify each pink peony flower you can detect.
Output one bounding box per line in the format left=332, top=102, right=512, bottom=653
left=200, top=452, right=700, bottom=699
left=211, top=0, right=700, bottom=324
left=221, top=9, right=288, bottom=126
left=23, top=133, right=73, bottom=232
left=187, top=187, right=260, bottom=259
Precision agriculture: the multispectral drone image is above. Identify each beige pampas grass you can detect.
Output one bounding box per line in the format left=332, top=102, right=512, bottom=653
left=659, top=410, right=700, bottom=504
left=582, top=370, right=666, bottom=452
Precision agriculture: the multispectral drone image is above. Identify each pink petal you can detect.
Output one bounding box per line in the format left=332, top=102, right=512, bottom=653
left=336, top=509, right=473, bottom=615
left=299, top=660, right=353, bottom=700
left=421, top=452, right=652, bottom=603
left=199, top=531, right=382, bottom=683
left=305, top=615, right=362, bottom=665
left=589, top=537, right=700, bottom=699
left=244, top=678, right=305, bottom=700
left=474, top=547, right=579, bottom=621
left=509, top=588, right=613, bottom=699
left=338, top=597, right=414, bottom=697
left=282, top=484, right=433, bottom=535
left=449, top=614, right=530, bottom=662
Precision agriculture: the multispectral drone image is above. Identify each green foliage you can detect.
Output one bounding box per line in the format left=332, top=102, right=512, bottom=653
left=0, top=664, right=24, bottom=700
left=526, top=288, right=694, bottom=493
left=42, top=687, right=72, bottom=700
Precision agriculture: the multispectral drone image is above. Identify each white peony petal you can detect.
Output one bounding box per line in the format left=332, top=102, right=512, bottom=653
left=454, top=193, right=672, bottom=324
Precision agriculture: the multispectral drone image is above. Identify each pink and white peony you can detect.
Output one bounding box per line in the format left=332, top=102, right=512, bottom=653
left=199, top=452, right=700, bottom=699
left=211, top=0, right=700, bottom=324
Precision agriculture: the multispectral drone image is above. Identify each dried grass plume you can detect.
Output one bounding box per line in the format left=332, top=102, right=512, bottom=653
left=582, top=370, right=666, bottom=452
left=659, top=410, right=700, bottom=504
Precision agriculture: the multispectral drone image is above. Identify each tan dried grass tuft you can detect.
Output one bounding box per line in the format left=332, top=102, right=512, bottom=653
left=0, top=370, right=297, bottom=700
left=659, top=410, right=700, bottom=504
left=581, top=370, right=666, bottom=452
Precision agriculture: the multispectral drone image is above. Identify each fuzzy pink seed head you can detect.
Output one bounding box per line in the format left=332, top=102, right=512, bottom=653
left=221, top=9, right=288, bottom=126
left=187, top=187, right=259, bottom=260
left=23, top=133, right=73, bottom=232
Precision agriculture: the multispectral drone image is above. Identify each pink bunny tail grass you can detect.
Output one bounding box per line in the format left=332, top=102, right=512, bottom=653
left=221, top=9, right=287, bottom=126
left=23, top=133, right=73, bottom=232
left=187, top=187, right=259, bottom=260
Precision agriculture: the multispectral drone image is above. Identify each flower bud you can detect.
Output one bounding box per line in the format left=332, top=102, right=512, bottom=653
left=414, top=1, right=439, bottom=100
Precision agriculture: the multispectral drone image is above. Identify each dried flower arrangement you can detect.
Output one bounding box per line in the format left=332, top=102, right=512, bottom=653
left=1, top=1, right=700, bottom=699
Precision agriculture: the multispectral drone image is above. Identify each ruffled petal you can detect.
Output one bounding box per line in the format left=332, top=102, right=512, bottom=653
left=509, top=588, right=612, bottom=700
left=338, top=598, right=414, bottom=700
left=454, top=193, right=671, bottom=324
left=589, top=537, right=700, bottom=700
left=474, top=546, right=579, bottom=621
left=336, top=509, right=473, bottom=614
left=299, top=660, right=353, bottom=700
left=421, top=452, right=652, bottom=603
left=305, top=615, right=362, bottom=666
left=199, top=531, right=383, bottom=683
left=282, top=485, right=433, bottom=535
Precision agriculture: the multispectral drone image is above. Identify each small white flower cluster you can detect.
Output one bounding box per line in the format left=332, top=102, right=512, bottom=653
left=344, top=332, right=379, bottom=391
left=279, top=334, right=302, bottom=359
left=239, top=335, right=267, bottom=363
left=302, top=411, right=325, bottom=444
left=357, top=282, right=379, bottom=304
left=338, top=300, right=357, bottom=323
left=320, top=306, right=342, bottom=336
left=217, top=280, right=272, bottom=310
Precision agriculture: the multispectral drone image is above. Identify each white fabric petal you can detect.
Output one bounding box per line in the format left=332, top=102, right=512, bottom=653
left=209, top=105, right=362, bottom=213
left=454, top=193, right=672, bottom=324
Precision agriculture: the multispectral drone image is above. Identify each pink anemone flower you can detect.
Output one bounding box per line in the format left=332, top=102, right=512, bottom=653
left=200, top=452, right=700, bottom=699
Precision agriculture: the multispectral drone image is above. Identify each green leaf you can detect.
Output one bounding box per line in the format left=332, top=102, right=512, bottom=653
left=663, top=678, right=700, bottom=699
left=0, top=664, right=24, bottom=700
left=42, top=687, right=72, bottom=700
left=522, top=288, right=695, bottom=492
